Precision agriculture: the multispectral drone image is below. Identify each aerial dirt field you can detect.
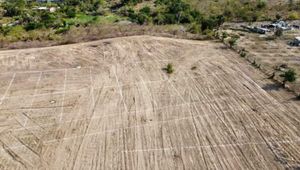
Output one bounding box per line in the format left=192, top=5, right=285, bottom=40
left=0, top=36, right=299, bottom=169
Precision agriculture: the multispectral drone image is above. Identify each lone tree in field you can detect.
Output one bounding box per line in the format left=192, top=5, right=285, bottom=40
left=163, top=63, right=174, bottom=74
left=281, top=69, right=297, bottom=87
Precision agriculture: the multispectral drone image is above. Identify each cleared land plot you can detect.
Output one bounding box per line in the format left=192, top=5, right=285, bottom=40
left=0, top=36, right=299, bottom=169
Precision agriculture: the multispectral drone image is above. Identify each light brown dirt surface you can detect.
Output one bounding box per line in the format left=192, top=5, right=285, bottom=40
left=0, top=36, right=300, bottom=169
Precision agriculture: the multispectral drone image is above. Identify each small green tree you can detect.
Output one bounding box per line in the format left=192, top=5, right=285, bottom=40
left=281, top=69, right=297, bottom=87
left=41, top=12, right=57, bottom=28
left=228, top=37, right=237, bottom=48
left=66, top=7, right=77, bottom=18
left=188, top=22, right=201, bottom=34
left=3, top=0, right=26, bottom=17
left=163, top=63, right=174, bottom=74
left=201, top=15, right=225, bottom=31
left=140, top=6, right=151, bottom=16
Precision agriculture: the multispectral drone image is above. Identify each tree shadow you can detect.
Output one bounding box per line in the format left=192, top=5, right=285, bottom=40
left=262, top=83, right=282, bottom=91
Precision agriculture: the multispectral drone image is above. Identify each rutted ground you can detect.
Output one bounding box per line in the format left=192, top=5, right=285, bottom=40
left=0, top=36, right=299, bottom=169
left=221, top=24, right=300, bottom=94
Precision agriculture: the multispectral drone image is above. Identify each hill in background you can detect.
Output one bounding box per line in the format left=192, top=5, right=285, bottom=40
left=0, top=0, right=299, bottom=48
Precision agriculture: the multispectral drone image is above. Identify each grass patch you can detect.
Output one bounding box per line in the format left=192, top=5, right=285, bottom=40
left=64, top=13, right=123, bottom=26
left=97, top=14, right=122, bottom=24
left=65, top=14, right=99, bottom=25
left=4, top=25, right=27, bottom=41
left=0, top=17, right=14, bottom=25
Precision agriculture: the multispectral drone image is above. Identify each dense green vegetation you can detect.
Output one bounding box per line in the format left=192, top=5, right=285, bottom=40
left=0, top=0, right=299, bottom=43
left=119, top=0, right=224, bottom=33
left=0, top=0, right=118, bottom=41
left=281, top=69, right=297, bottom=87
left=187, top=0, right=300, bottom=21
left=0, top=0, right=225, bottom=42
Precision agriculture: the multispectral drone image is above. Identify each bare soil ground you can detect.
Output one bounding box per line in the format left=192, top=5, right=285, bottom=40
left=0, top=36, right=299, bottom=169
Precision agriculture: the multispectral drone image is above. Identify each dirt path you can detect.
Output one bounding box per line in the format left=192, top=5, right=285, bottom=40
left=0, top=36, right=299, bottom=169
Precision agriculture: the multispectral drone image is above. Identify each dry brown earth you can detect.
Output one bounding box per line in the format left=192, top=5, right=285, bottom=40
left=0, top=36, right=299, bottom=169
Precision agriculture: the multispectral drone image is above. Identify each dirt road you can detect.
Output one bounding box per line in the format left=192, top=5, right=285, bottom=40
left=0, top=36, right=299, bottom=169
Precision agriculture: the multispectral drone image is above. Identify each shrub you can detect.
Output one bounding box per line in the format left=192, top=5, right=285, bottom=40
left=240, top=51, right=246, bottom=58
left=25, top=22, right=43, bottom=31
left=231, top=34, right=240, bottom=39
left=40, top=12, right=59, bottom=28
left=281, top=69, right=297, bottom=86
left=5, top=25, right=27, bottom=41
left=47, top=33, right=61, bottom=41
left=153, top=13, right=166, bottom=24
left=221, top=32, right=228, bottom=41
left=188, top=22, right=201, bottom=34
left=0, top=26, right=12, bottom=36
left=66, top=7, right=77, bottom=18
left=288, top=11, right=300, bottom=20
left=228, top=37, right=237, bottom=48
left=3, top=0, right=26, bottom=17
left=201, top=15, right=224, bottom=31
left=137, top=6, right=152, bottom=24
left=140, top=6, right=151, bottom=16
left=203, top=29, right=215, bottom=39
left=163, top=63, right=174, bottom=74
left=274, top=28, right=283, bottom=37
left=25, top=30, right=48, bottom=41
left=275, top=14, right=282, bottom=20
left=55, top=26, right=70, bottom=34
